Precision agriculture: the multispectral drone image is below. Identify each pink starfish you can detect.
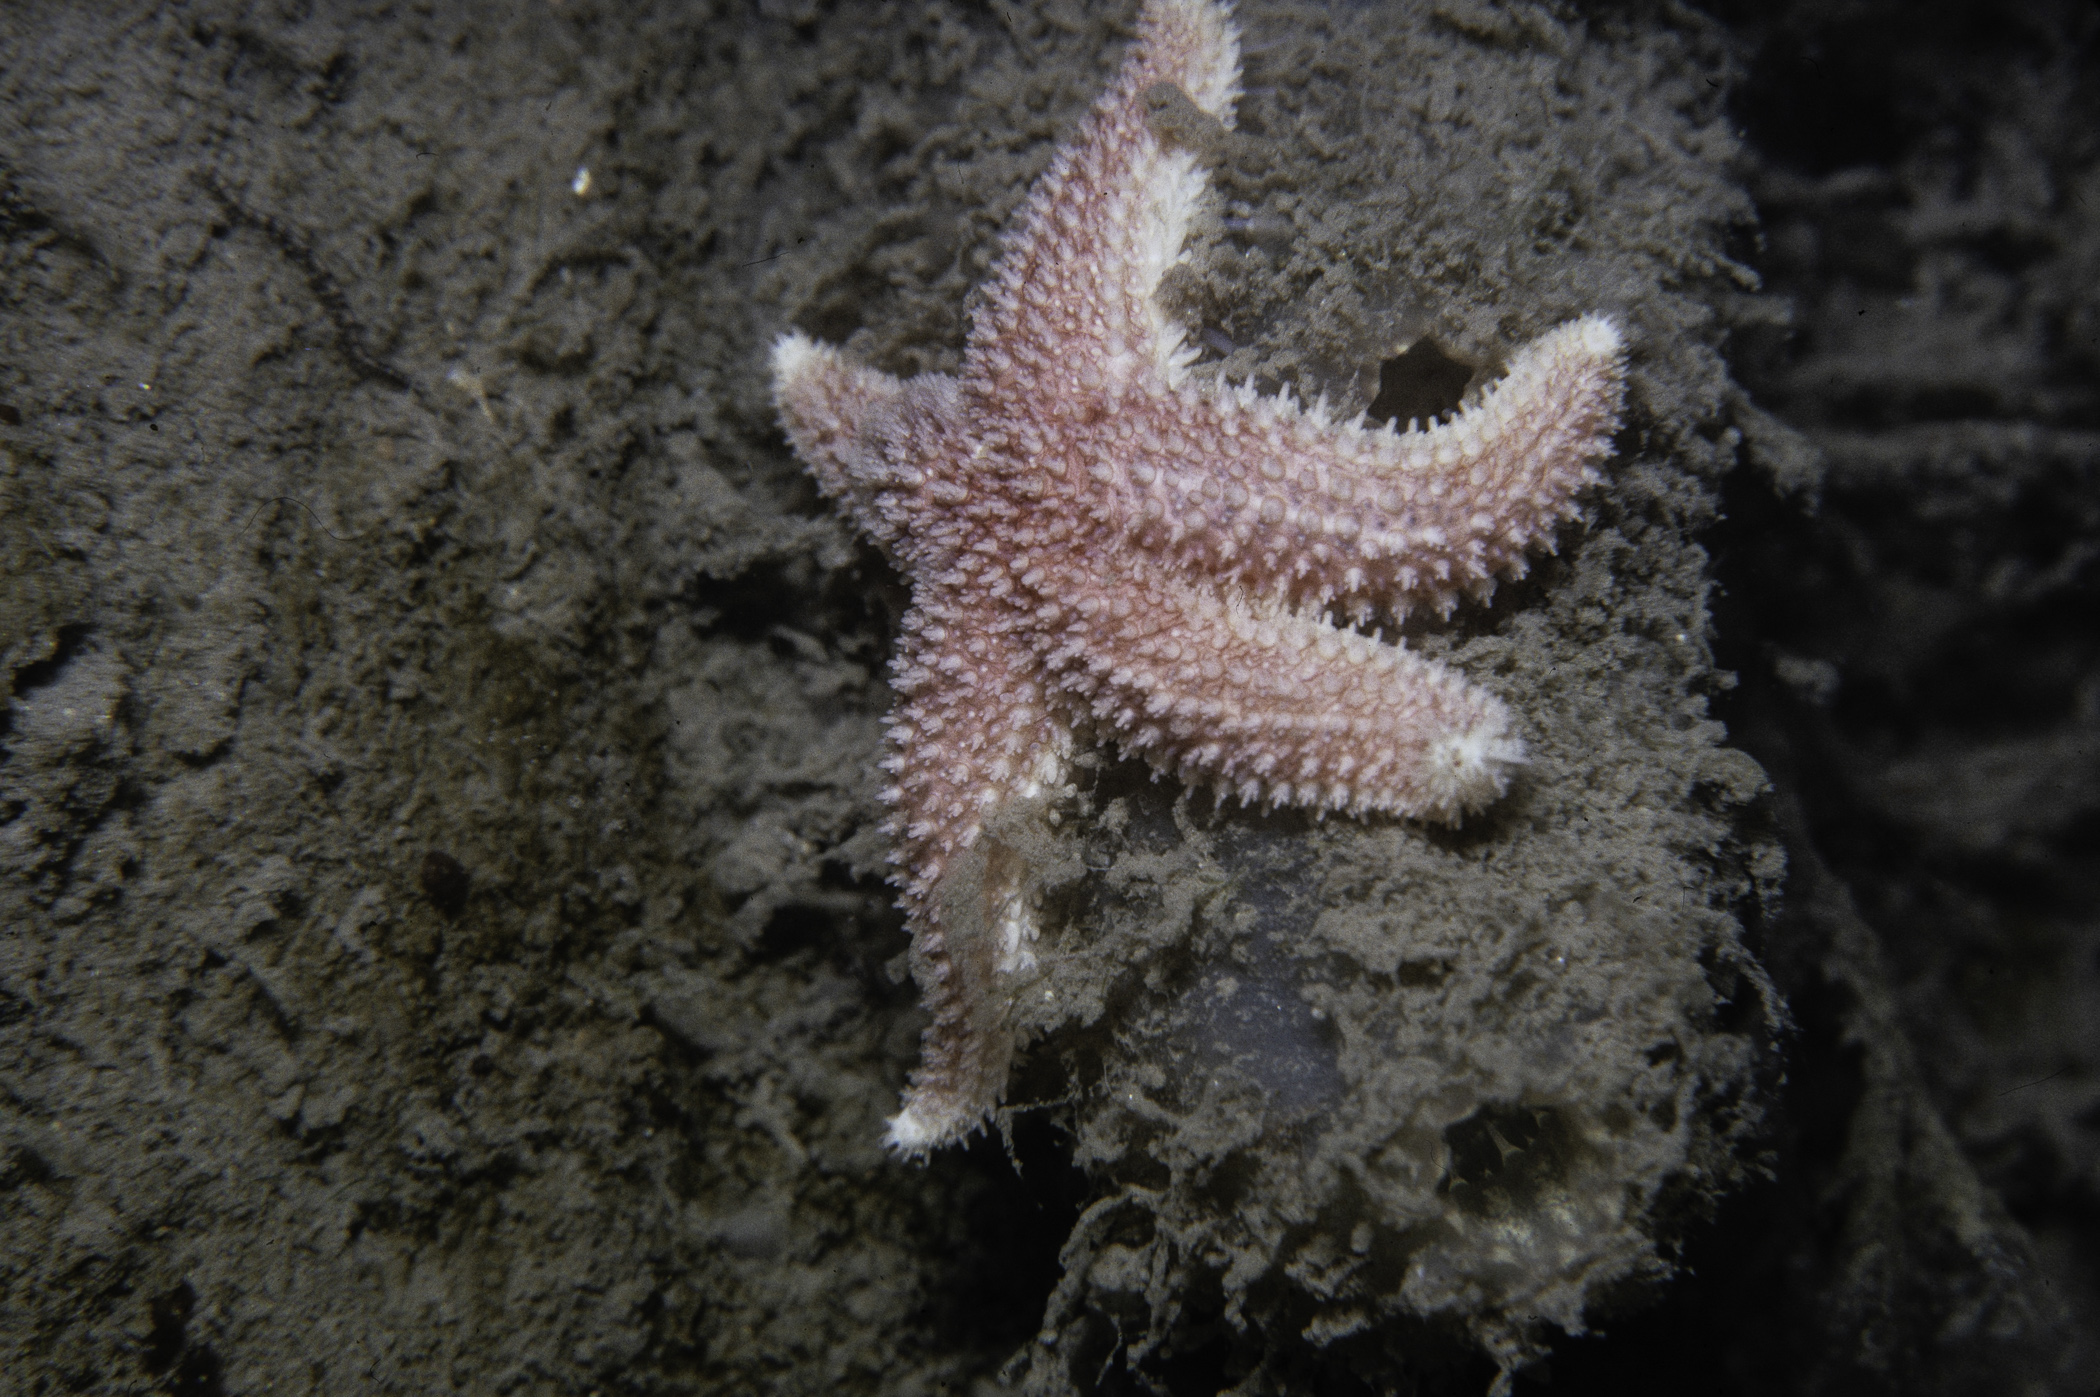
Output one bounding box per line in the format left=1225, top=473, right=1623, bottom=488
left=771, top=0, right=1625, bottom=1155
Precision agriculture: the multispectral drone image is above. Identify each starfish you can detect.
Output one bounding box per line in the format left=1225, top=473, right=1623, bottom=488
left=771, top=0, right=1625, bottom=1156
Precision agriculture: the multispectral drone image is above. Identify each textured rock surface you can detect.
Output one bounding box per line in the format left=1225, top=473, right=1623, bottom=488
left=1, top=0, right=2092, bottom=1393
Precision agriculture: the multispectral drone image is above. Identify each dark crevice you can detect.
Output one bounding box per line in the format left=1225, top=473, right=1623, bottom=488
left=1364, top=339, right=1475, bottom=431
left=7, top=622, right=91, bottom=701
left=140, top=1282, right=226, bottom=1397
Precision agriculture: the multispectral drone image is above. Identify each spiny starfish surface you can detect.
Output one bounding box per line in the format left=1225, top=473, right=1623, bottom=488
left=771, top=0, right=1626, bottom=1155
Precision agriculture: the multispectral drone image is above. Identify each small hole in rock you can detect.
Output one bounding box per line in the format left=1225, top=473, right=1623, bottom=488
left=1367, top=340, right=1474, bottom=430
left=418, top=851, right=471, bottom=918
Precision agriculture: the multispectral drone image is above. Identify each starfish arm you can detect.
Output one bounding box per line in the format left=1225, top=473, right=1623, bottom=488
left=774, top=331, right=982, bottom=567
left=962, top=0, right=1238, bottom=402
left=1034, top=562, right=1524, bottom=823
left=771, top=331, right=905, bottom=538
left=1110, top=314, right=1628, bottom=618
left=876, top=594, right=1072, bottom=1155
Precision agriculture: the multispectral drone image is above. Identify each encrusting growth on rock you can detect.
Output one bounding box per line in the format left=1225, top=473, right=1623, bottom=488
left=770, top=0, right=1627, bottom=1156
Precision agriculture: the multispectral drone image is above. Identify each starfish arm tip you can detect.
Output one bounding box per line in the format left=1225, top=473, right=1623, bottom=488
left=768, top=327, right=823, bottom=385
left=1418, top=723, right=1528, bottom=822
left=883, top=1095, right=982, bottom=1161
left=1568, top=310, right=1626, bottom=360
